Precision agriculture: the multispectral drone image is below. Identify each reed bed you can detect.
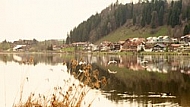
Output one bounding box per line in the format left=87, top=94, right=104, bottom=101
left=13, top=59, right=107, bottom=107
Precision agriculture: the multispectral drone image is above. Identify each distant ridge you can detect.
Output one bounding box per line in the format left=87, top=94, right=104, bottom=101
left=66, top=0, right=190, bottom=44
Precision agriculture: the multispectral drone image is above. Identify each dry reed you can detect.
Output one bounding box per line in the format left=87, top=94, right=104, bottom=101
left=13, top=59, right=107, bottom=107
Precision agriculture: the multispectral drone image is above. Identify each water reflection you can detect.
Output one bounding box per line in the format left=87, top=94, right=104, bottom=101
left=0, top=53, right=190, bottom=106
left=0, top=53, right=68, bottom=65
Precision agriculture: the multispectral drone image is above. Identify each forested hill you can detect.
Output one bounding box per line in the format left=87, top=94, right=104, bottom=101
left=66, top=0, right=190, bottom=44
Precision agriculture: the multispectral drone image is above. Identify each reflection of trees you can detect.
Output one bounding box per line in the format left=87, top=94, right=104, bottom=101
left=2, top=54, right=190, bottom=74
left=0, top=54, right=71, bottom=65
left=0, top=54, right=13, bottom=63
left=76, top=54, right=190, bottom=75
left=1, top=54, right=190, bottom=106
left=137, top=55, right=190, bottom=74
left=93, top=63, right=190, bottom=106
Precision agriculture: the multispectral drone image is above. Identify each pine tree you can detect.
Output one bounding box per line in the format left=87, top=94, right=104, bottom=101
left=158, top=6, right=164, bottom=26
left=187, top=6, right=190, bottom=20
left=131, top=2, right=134, bottom=19
left=141, top=16, right=146, bottom=27
left=133, top=14, right=136, bottom=25
left=151, top=11, right=158, bottom=28
left=183, top=25, right=190, bottom=36
left=146, top=3, right=152, bottom=25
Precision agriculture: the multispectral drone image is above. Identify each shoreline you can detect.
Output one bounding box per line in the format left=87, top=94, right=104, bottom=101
left=0, top=51, right=190, bottom=56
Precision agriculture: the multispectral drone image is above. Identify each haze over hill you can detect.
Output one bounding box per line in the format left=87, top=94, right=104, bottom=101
left=66, top=0, right=190, bottom=44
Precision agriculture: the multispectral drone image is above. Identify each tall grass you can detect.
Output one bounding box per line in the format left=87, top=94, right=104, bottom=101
left=13, top=59, right=107, bottom=107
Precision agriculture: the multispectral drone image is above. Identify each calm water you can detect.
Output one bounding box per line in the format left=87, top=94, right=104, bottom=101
left=0, top=53, right=190, bottom=107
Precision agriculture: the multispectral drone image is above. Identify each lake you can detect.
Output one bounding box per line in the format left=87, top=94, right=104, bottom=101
left=0, top=53, right=190, bottom=107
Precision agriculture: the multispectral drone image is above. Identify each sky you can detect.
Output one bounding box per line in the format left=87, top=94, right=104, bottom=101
left=0, top=0, right=135, bottom=42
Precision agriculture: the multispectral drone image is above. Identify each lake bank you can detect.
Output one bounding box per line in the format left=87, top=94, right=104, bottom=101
left=1, top=50, right=190, bottom=56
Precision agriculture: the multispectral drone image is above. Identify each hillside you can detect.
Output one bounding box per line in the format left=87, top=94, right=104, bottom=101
left=96, top=23, right=169, bottom=44
left=66, top=0, right=190, bottom=44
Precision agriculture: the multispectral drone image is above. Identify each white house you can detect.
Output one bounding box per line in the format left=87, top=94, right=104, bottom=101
left=13, top=45, right=26, bottom=51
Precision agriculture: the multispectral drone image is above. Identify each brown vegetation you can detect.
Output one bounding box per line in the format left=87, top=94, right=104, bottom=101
left=13, top=59, right=107, bottom=107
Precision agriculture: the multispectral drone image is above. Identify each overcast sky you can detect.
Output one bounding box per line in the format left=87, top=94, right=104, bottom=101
left=0, top=0, right=135, bottom=42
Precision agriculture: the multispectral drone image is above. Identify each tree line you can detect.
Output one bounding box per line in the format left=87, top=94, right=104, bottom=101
left=66, top=0, right=190, bottom=44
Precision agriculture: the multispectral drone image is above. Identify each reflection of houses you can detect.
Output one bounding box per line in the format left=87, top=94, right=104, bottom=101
left=117, top=55, right=146, bottom=71
left=144, top=63, right=169, bottom=73
left=13, top=54, right=22, bottom=62
left=129, top=64, right=145, bottom=71
left=84, top=54, right=190, bottom=75
left=137, top=55, right=170, bottom=73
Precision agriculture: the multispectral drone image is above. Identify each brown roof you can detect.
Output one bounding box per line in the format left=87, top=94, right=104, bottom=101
left=170, top=44, right=182, bottom=47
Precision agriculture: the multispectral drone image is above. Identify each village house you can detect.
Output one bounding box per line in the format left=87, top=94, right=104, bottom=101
left=146, top=36, right=172, bottom=44
left=110, top=43, right=121, bottom=52
left=99, top=41, right=111, bottom=52
left=68, top=35, right=188, bottom=53
left=157, top=36, right=172, bottom=43
left=140, top=36, right=178, bottom=52
left=152, top=43, right=166, bottom=52
left=72, top=42, right=88, bottom=47
left=169, top=44, right=182, bottom=52
left=13, top=45, right=26, bottom=51
left=83, top=43, right=99, bottom=52
left=122, top=38, right=145, bottom=52
left=53, top=45, right=63, bottom=51
left=180, top=34, right=190, bottom=44
left=146, top=37, right=158, bottom=44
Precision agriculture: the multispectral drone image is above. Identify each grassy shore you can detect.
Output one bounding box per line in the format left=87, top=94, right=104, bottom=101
left=85, top=51, right=190, bottom=56
left=139, top=51, right=190, bottom=55
left=1, top=49, right=190, bottom=56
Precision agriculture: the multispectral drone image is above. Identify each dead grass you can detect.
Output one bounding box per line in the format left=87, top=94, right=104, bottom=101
left=13, top=59, right=107, bottom=107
